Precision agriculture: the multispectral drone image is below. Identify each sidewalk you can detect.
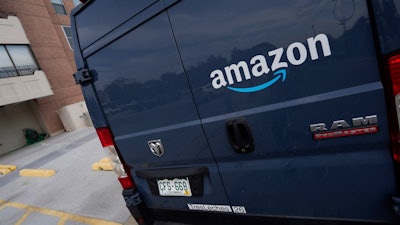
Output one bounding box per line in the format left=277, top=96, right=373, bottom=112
left=0, top=127, right=136, bottom=225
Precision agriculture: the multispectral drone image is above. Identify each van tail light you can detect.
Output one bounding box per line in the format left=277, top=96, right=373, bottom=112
left=96, top=127, right=135, bottom=189
left=388, top=54, right=400, bottom=163
left=389, top=55, right=400, bottom=97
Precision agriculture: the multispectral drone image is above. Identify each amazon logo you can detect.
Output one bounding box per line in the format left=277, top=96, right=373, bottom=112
left=210, top=33, right=332, bottom=93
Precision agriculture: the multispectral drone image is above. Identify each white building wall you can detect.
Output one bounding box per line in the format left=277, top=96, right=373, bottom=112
left=0, top=16, right=30, bottom=44
left=0, top=70, right=54, bottom=106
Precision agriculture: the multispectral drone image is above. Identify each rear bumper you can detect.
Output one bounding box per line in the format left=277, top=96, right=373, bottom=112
left=144, top=209, right=398, bottom=225
left=122, top=188, right=154, bottom=225
left=122, top=189, right=399, bottom=225
left=122, top=204, right=399, bottom=225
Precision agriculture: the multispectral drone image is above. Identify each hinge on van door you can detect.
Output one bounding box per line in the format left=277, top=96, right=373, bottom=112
left=73, top=69, right=92, bottom=84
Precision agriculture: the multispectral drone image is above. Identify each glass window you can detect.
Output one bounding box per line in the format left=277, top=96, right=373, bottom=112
left=0, top=45, right=39, bottom=78
left=62, top=26, right=74, bottom=50
left=0, top=46, right=18, bottom=78
left=7, top=46, right=39, bottom=76
left=51, top=0, right=67, bottom=15
left=73, top=0, right=81, bottom=6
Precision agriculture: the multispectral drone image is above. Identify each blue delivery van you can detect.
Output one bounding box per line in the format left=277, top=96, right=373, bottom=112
left=71, top=1, right=400, bottom=224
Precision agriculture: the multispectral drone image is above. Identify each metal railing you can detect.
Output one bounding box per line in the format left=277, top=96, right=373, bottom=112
left=0, top=65, right=38, bottom=78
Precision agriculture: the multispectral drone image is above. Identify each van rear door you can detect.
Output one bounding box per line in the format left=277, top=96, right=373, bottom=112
left=74, top=1, right=234, bottom=223
left=167, top=0, right=399, bottom=223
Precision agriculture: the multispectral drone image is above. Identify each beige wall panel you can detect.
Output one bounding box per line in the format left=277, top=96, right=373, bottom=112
left=0, top=101, right=43, bottom=155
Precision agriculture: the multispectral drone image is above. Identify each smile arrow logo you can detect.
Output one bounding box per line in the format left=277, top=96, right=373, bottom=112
left=227, top=69, right=287, bottom=93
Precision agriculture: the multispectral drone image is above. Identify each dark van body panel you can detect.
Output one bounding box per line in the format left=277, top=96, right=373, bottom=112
left=84, top=6, right=233, bottom=212
left=167, top=0, right=397, bottom=221
left=75, top=0, right=157, bottom=50
left=371, top=0, right=400, bottom=54
left=71, top=0, right=400, bottom=224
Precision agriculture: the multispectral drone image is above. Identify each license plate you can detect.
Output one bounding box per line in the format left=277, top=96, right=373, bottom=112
left=157, top=177, right=192, bottom=197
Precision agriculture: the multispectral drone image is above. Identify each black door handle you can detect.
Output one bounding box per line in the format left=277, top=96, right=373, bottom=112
left=226, top=118, right=255, bottom=153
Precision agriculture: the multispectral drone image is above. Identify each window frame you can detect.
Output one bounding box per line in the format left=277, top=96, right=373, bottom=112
left=61, top=25, right=74, bottom=50
left=51, top=0, right=67, bottom=15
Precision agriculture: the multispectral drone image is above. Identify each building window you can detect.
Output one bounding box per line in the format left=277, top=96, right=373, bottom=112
left=0, top=46, right=17, bottom=77
left=62, top=26, right=74, bottom=50
left=73, top=0, right=81, bottom=6
left=0, top=45, right=39, bottom=78
left=51, top=0, right=67, bottom=15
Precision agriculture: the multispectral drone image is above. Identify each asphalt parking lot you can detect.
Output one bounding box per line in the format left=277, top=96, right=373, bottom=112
left=0, top=127, right=136, bottom=225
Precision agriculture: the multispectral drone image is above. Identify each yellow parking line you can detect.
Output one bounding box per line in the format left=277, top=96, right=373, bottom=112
left=57, top=215, right=68, bottom=225
left=15, top=208, right=32, bottom=225
left=3, top=201, right=29, bottom=209
left=65, top=214, right=123, bottom=225
left=0, top=200, right=122, bottom=225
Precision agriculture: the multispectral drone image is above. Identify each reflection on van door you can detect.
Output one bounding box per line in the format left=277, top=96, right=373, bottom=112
left=168, top=0, right=398, bottom=222
left=84, top=4, right=233, bottom=218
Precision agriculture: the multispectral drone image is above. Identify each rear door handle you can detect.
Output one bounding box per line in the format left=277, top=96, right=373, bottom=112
left=226, top=118, right=255, bottom=153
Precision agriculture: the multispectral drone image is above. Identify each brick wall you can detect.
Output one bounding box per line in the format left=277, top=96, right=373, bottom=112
left=0, top=0, right=84, bottom=135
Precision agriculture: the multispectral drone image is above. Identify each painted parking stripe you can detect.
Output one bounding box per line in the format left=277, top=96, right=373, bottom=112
left=0, top=200, right=122, bottom=225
